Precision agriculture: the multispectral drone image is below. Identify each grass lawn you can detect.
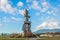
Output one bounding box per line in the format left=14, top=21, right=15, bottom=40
left=0, top=38, right=25, bottom=40
left=0, top=36, right=60, bottom=40
left=38, top=37, right=60, bottom=40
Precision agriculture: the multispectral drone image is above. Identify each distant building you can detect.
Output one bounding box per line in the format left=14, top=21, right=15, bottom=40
left=40, top=32, right=60, bottom=37
left=40, top=34, right=53, bottom=37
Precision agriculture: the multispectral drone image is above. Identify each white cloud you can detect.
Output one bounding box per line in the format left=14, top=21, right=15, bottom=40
left=29, top=1, right=41, bottom=10
left=42, top=2, right=49, bottom=7
left=47, top=10, right=55, bottom=15
left=48, top=22, right=59, bottom=29
left=5, top=4, right=14, bottom=13
left=35, top=12, right=40, bottom=16
left=0, top=0, right=25, bottom=16
left=0, top=0, right=17, bottom=14
left=17, top=1, right=23, bottom=7
left=3, top=16, right=23, bottom=22
left=47, top=11, right=51, bottom=14
left=0, top=0, right=8, bottom=9
left=18, top=9, right=24, bottom=16
left=47, top=8, right=58, bottom=16
left=4, top=16, right=7, bottom=20
left=28, top=0, right=51, bottom=13
left=11, top=17, right=22, bottom=21
left=41, top=2, right=50, bottom=12
left=26, top=0, right=29, bottom=2
left=27, top=0, right=59, bottom=17
left=3, top=4, right=15, bottom=13
left=0, top=24, right=2, bottom=27
left=41, top=1, right=58, bottom=16
left=34, top=22, right=47, bottom=32
left=26, top=0, right=34, bottom=3
left=41, top=8, right=47, bottom=12
left=34, top=18, right=60, bottom=32
left=3, top=16, right=11, bottom=22
left=0, top=0, right=8, bottom=5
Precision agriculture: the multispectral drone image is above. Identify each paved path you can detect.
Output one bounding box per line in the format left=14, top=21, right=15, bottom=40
left=25, top=38, right=44, bottom=40
left=25, top=38, right=37, bottom=40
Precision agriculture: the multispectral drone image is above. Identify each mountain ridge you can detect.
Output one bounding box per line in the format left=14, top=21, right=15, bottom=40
left=33, top=29, right=60, bottom=34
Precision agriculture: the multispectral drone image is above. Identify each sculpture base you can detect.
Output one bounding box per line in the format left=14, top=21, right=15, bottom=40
left=25, top=31, right=32, bottom=37
left=21, top=31, right=33, bottom=37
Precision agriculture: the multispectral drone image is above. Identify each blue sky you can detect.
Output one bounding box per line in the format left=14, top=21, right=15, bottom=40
left=0, top=0, right=60, bottom=33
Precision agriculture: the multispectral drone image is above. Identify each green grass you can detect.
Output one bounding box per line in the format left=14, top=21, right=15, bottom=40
left=38, top=37, right=60, bottom=40
left=0, top=36, right=60, bottom=40
left=0, top=36, right=25, bottom=40
left=0, top=38, right=24, bottom=40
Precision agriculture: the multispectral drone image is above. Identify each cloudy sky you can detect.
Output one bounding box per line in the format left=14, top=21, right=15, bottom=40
left=0, top=0, right=60, bottom=33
